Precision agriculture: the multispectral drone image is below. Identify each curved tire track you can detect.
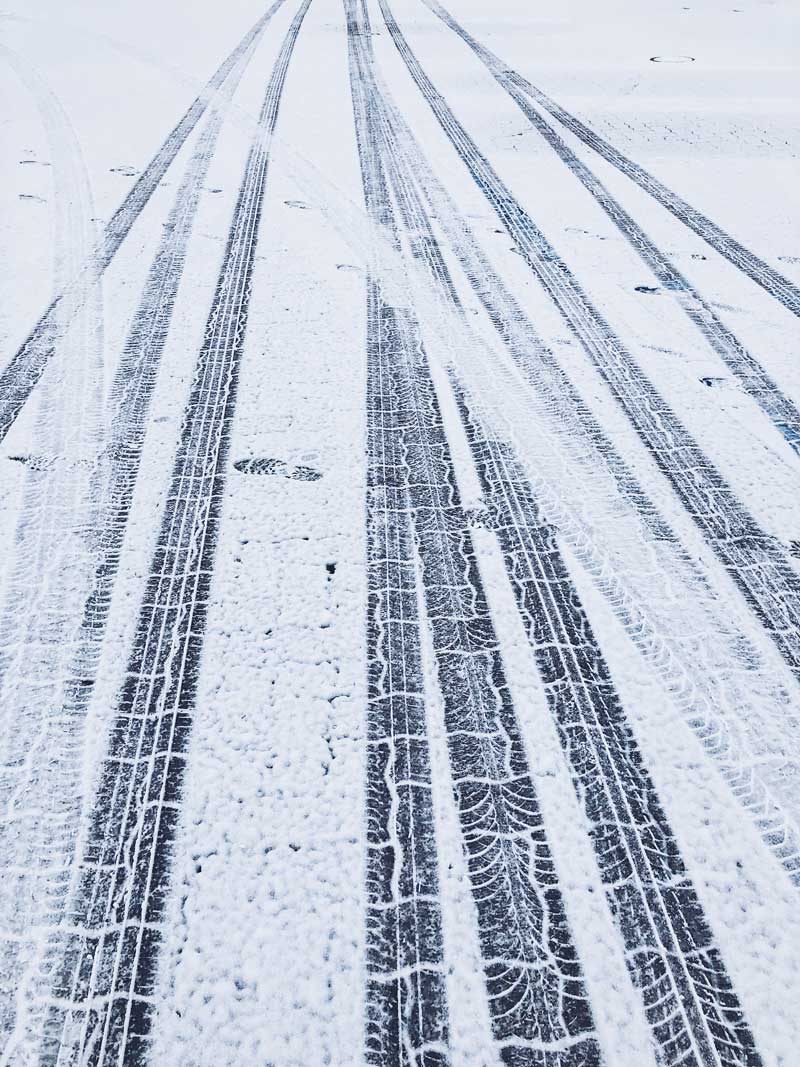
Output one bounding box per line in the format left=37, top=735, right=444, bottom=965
left=0, top=43, right=104, bottom=1065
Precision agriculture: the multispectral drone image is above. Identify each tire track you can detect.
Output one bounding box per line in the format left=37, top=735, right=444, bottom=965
left=356, top=47, right=800, bottom=896
left=354, top=10, right=451, bottom=1060
left=456, top=383, right=761, bottom=1066
left=356, top=27, right=762, bottom=1060
left=417, top=0, right=800, bottom=321
left=0, top=0, right=288, bottom=446
left=0, top=43, right=104, bottom=1066
left=348, top=4, right=602, bottom=1061
left=0, top=25, right=270, bottom=1064
left=377, top=0, right=800, bottom=681
left=364, top=280, right=451, bottom=1066
left=350, top=1, right=800, bottom=906
left=418, top=0, right=800, bottom=455
left=39, top=3, right=311, bottom=1062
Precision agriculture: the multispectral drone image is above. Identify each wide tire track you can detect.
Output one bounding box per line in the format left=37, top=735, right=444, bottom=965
left=418, top=0, right=800, bottom=321
left=0, top=0, right=288, bottom=445
left=348, top=3, right=601, bottom=1061
left=39, top=4, right=311, bottom=1063
left=377, top=0, right=800, bottom=682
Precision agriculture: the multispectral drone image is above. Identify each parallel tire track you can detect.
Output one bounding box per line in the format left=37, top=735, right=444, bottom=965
left=418, top=0, right=800, bottom=320
left=347, top=40, right=800, bottom=896
left=0, top=0, right=288, bottom=445
left=420, top=0, right=800, bottom=454
left=39, top=3, right=311, bottom=1063
left=364, top=279, right=451, bottom=1066
left=0, top=27, right=271, bottom=1062
left=359, top=28, right=762, bottom=1060
left=378, top=0, right=800, bottom=681
left=348, top=3, right=602, bottom=1061
left=456, top=383, right=761, bottom=1066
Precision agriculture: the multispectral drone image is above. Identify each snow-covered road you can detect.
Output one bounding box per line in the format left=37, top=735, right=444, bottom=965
left=1, top=0, right=799, bottom=1063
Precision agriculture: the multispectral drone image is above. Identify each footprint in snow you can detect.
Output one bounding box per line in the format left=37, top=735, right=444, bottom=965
left=7, top=452, right=92, bottom=472
left=234, top=457, right=321, bottom=481
left=285, top=199, right=310, bottom=210
left=464, top=504, right=492, bottom=530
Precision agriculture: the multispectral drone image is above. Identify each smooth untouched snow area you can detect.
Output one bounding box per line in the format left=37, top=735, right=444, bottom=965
left=0, top=0, right=798, bottom=1064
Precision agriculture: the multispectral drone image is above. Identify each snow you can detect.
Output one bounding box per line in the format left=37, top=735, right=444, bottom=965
left=0, top=0, right=798, bottom=1063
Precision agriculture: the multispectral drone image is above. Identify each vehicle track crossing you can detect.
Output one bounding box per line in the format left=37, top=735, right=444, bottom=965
left=355, top=20, right=763, bottom=1060
left=377, top=0, right=800, bottom=682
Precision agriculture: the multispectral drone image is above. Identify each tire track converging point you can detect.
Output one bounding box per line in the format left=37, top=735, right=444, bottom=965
left=39, top=2, right=312, bottom=1061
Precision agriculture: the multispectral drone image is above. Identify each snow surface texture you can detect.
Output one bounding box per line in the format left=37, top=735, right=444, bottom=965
left=0, top=0, right=798, bottom=1063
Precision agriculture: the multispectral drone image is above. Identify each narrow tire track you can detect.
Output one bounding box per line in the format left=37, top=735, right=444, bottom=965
left=418, top=0, right=800, bottom=320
